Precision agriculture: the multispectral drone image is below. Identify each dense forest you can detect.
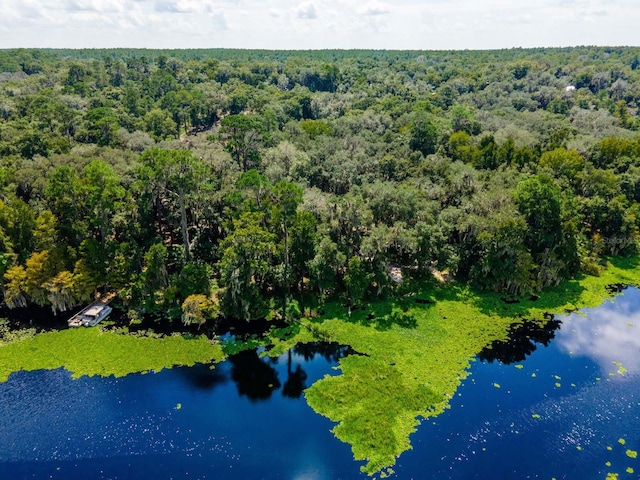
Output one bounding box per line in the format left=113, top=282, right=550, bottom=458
left=1, top=46, right=640, bottom=330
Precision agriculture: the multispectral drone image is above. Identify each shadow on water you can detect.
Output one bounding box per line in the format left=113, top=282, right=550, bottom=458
left=478, top=316, right=562, bottom=364
left=230, top=350, right=281, bottom=401
left=282, top=350, right=308, bottom=399
left=179, top=363, right=229, bottom=390
left=292, top=342, right=355, bottom=363
left=226, top=342, right=355, bottom=401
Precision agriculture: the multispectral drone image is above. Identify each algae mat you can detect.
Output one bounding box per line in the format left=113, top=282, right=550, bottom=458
left=0, top=327, right=225, bottom=382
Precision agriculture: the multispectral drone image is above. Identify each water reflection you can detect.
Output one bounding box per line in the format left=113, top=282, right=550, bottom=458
left=230, top=350, right=281, bottom=401
left=179, top=363, right=228, bottom=390
left=478, top=317, right=561, bottom=364
left=556, top=288, right=640, bottom=375
left=292, top=342, right=354, bottom=363
left=282, top=350, right=308, bottom=399
left=227, top=342, right=353, bottom=401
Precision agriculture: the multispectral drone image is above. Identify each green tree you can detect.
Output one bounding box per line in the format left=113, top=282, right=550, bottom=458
left=409, top=115, right=438, bottom=156
left=181, top=293, right=220, bottom=329
left=219, top=212, right=276, bottom=321
left=138, top=149, right=204, bottom=261
left=344, top=256, right=372, bottom=307
left=219, top=115, right=266, bottom=171
left=514, top=174, right=579, bottom=286
left=309, top=235, right=346, bottom=301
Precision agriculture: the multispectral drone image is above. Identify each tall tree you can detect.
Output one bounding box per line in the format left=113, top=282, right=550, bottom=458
left=219, top=115, right=266, bottom=171
left=138, top=148, right=204, bottom=261
left=219, top=212, right=276, bottom=321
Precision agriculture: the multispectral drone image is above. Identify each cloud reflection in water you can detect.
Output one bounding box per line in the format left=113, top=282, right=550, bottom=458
left=556, top=289, right=640, bottom=375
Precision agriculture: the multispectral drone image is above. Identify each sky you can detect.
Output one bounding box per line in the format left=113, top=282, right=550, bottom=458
left=0, top=0, right=638, bottom=50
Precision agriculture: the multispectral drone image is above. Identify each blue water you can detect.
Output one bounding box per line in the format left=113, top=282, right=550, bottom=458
left=1, top=291, right=640, bottom=480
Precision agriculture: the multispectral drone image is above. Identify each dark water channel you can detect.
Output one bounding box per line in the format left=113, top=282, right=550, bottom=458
left=2, top=291, right=640, bottom=480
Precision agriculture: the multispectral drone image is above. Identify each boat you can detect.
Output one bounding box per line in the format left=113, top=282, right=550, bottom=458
left=68, top=304, right=113, bottom=327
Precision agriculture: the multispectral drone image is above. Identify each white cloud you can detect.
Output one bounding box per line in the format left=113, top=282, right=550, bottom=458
left=0, top=0, right=637, bottom=49
left=67, top=0, right=127, bottom=13
left=297, top=2, right=317, bottom=20
left=556, top=296, right=640, bottom=375
left=210, top=12, right=229, bottom=31
left=357, top=1, right=391, bottom=16
left=155, top=1, right=202, bottom=13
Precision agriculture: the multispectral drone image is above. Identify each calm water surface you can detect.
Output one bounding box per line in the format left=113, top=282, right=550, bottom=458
left=1, top=290, right=640, bottom=479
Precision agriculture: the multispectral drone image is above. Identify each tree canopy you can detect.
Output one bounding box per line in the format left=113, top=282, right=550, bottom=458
left=1, top=46, right=640, bottom=325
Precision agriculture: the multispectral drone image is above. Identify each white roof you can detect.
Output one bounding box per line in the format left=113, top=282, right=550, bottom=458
left=84, top=306, right=106, bottom=316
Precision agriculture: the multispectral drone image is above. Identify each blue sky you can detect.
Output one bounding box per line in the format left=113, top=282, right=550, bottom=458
left=0, top=0, right=637, bottom=50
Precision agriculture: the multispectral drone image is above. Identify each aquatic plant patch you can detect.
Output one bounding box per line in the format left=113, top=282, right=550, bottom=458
left=0, top=327, right=225, bottom=382
left=303, top=256, right=640, bottom=475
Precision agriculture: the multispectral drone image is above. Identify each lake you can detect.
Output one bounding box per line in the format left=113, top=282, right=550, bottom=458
left=1, top=289, right=639, bottom=479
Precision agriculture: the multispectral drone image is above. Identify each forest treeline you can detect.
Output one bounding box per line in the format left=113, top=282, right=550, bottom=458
left=1, top=46, right=640, bottom=328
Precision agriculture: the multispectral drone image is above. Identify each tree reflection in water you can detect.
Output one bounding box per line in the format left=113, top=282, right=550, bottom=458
left=282, top=350, right=308, bottom=399
left=179, top=362, right=228, bottom=390
left=479, top=317, right=562, bottom=364
left=226, top=342, right=354, bottom=401
left=292, top=342, right=355, bottom=363
left=230, top=349, right=281, bottom=401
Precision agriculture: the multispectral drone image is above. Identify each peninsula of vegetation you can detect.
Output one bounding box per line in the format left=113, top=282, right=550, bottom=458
left=1, top=46, right=640, bottom=475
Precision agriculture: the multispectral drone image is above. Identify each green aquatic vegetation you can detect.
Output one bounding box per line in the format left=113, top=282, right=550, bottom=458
left=627, top=467, right=634, bottom=474
left=302, top=256, right=640, bottom=475
left=515, top=364, right=524, bottom=369
left=627, top=450, right=638, bottom=459
left=0, top=327, right=225, bottom=382
left=606, top=473, right=619, bottom=479
left=619, top=438, right=627, bottom=445
left=531, top=413, right=541, bottom=419
left=3, top=255, right=640, bottom=475
left=613, top=362, right=628, bottom=375
left=493, top=383, right=501, bottom=388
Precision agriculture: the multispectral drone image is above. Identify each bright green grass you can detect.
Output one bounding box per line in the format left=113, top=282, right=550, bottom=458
left=301, top=256, right=640, bottom=475
left=0, top=327, right=225, bottom=382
